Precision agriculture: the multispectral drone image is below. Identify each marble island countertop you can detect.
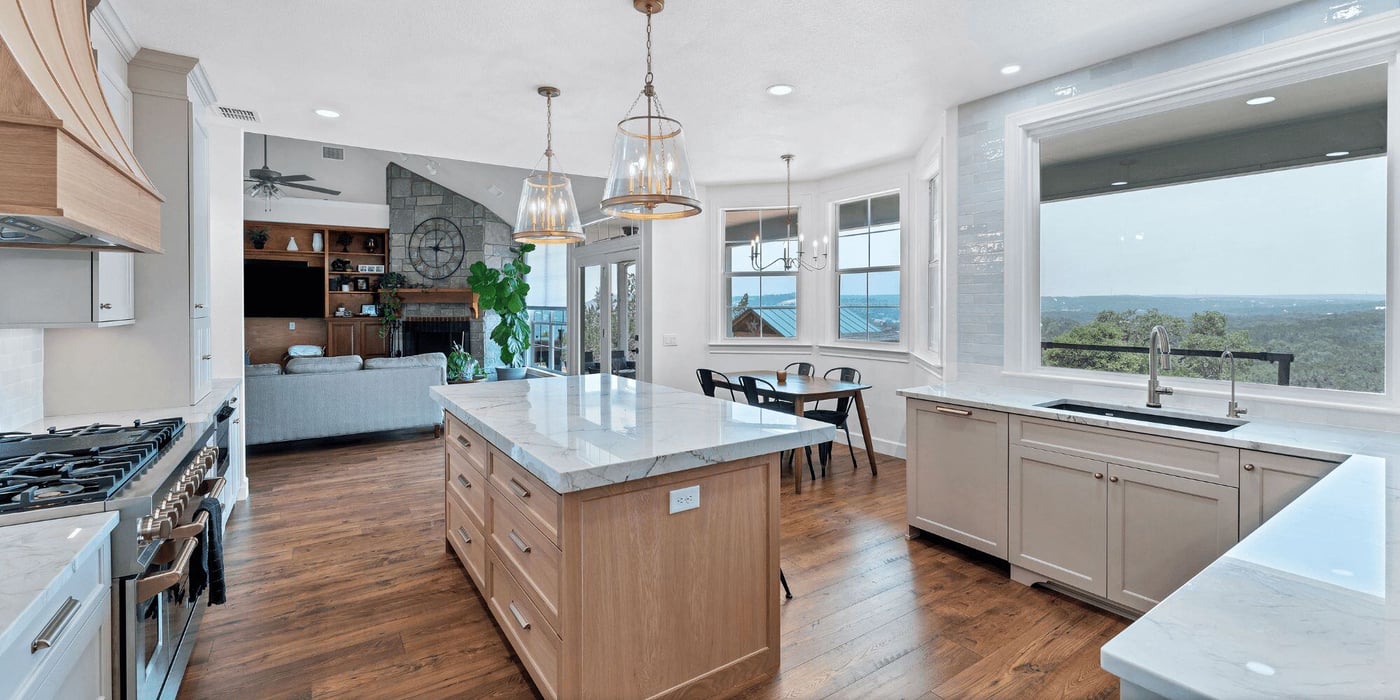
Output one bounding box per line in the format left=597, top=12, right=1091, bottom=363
left=898, top=382, right=1400, bottom=698
left=431, top=375, right=836, bottom=493
left=0, top=513, right=117, bottom=657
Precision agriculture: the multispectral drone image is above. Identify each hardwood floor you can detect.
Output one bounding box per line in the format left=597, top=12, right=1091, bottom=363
left=179, top=433, right=1128, bottom=700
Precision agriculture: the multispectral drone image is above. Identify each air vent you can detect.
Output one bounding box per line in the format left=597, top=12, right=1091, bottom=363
left=216, top=105, right=259, bottom=122
left=322, top=146, right=345, bottom=161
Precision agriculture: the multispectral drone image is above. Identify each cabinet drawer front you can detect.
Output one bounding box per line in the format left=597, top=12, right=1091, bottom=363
left=446, top=498, right=486, bottom=591
left=446, top=447, right=487, bottom=524
left=488, top=550, right=560, bottom=700
left=489, top=487, right=561, bottom=634
left=489, top=449, right=560, bottom=547
left=1012, top=416, right=1239, bottom=486
left=1009, top=446, right=1107, bottom=596
left=906, top=400, right=1009, bottom=558
left=0, top=541, right=107, bottom=696
left=444, top=413, right=491, bottom=473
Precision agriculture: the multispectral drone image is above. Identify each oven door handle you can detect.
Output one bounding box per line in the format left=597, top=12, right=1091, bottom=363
left=137, top=534, right=200, bottom=603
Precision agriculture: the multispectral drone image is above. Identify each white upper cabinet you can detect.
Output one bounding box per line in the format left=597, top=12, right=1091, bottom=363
left=0, top=251, right=134, bottom=328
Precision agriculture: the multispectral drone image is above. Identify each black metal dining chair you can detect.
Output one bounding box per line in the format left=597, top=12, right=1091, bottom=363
left=695, top=368, right=736, bottom=401
left=740, top=375, right=815, bottom=481
left=803, top=367, right=861, bottom=476
left=784, top=361, right=815, bottom=378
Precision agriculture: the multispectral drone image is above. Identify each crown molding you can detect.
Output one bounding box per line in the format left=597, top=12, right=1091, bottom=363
left=91, top=1, right=137, bottom=64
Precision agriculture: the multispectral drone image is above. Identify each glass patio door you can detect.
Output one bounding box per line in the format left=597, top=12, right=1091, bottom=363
left=572, top=239, right=642, bottom=379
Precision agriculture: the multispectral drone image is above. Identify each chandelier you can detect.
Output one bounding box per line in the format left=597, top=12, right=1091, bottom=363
left=600, top=0, right=701, bottom=220
left=514, top=86, right=585, bottom=244
left=750, top=154, right=827, bottom=272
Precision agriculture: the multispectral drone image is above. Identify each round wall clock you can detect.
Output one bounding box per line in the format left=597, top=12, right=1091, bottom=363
left=407, top=217, right=466, bottom=280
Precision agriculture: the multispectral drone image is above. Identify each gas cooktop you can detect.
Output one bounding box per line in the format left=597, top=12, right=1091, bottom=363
left=0, top=418, right=185, bottom=514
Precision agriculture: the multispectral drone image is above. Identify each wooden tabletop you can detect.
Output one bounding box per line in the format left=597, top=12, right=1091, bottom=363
left=716, top=370, right=871, bottom=400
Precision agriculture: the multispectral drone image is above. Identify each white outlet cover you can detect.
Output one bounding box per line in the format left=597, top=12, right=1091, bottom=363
left=669, top=485, right=700, bottom=514
left=288, top=321, right=296, bottom=330
left=662, top=334, right=678, bottom=347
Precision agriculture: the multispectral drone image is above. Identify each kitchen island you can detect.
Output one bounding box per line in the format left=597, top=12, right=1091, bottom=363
left=430, top=375, right=834, bottom=700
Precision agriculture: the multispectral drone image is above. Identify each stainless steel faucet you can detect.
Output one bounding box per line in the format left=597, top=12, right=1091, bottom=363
left=1146, top=325, right=1174, bottom=408
left=1222, top=350, right=1247, bottom=418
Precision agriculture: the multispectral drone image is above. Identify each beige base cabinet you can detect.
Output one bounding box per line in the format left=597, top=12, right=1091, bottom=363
left=1009, top=445, right=1108, bottom=595
left=1239, top=450, right=1339, bottom=537
left=906, top=399, right=1009, bottom=557
left=1106, top=463, right=1237, bottom=612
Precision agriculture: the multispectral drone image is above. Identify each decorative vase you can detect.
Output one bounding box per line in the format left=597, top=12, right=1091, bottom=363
left=252, top=240, right=266, bottom=249
left=287, top=237, right=299, bottom=252
left=495, top=366, right=528, bottom=381
left=312, top=232, right=324, bottom=252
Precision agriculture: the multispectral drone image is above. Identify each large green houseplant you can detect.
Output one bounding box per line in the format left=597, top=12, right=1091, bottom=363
left=466, top=243, right=535, bottom=380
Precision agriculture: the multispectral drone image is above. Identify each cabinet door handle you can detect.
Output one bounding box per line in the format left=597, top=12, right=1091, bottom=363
left=508, top=601, right=531, bottom=630
left=1093, top=472, right=1104, bottom=480
left=31, top=596, right=80, bottom=653
left=934, top=406, right=972, bottom=416
left=1109, top=475, right=1120, bottom=483
left=232, top=418, right=241, bottom=424
left=455, top=526, right=472, bottom=545
left=201, top=355, right=212, bottom=360
left=1243, top=463, right=1256, bottom=471
left=507, top=529, right=531, bottom=554
left=194, top=303, right=205, bottom=309
left=456, top=474, right=472, bottom=490
left=99, top=303, right=113, bottom=310
left=455, top=435, right=471, bottom=449
left=508, top=478, right=531, bottom=499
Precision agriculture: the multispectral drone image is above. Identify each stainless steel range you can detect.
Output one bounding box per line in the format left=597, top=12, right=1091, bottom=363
left=0, top=405, right=234, bottom=700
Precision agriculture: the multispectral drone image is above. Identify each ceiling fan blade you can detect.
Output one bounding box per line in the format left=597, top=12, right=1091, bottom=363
left=273, top=174, right=314, bottom=182
left=281, top=182, right=341, bottom=196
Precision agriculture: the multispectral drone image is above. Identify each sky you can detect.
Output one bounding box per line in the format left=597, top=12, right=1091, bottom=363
left=1040, top=157, right=1387, bottom=297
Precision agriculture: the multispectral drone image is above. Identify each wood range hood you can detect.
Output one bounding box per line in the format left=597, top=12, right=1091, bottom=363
left=0, top=0, right=163, bottom=252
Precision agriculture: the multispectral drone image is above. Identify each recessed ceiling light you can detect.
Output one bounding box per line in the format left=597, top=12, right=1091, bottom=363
left=314, top=108, right=341, bottom=118
left=766, top=84, right=795, bottom=96
left=1245, top=96, right=1276, bottom=106
left=1325, top=150, right=1351, bottom=157
left=1111, top=181, right=1128, bottom=187
left=1000, top=64, right=1022, bottom=75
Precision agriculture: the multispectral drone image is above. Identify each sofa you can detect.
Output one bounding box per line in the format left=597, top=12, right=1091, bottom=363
left=245, top=353, right=447, bottom=445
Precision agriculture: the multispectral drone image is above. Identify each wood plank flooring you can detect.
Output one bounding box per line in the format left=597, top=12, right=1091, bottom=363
left=179, top=432, right=1127, bottom=700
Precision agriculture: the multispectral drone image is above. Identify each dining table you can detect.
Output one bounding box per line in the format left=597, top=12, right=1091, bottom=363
left=713, top=370, right=877, bottom=494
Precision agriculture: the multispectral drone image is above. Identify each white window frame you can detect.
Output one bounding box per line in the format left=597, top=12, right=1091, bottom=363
left=925, top=173, right=943, bottom=359
left=1003, top=15, right=1400, bottom=410
left=719, top=206, right=803, bottom=342
left=830, top=190, right=905, bottom=347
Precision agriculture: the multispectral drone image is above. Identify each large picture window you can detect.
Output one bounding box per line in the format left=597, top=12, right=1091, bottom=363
left=1036, top=63, right=1387, bottom=393
left=837, top=193, right=901, bottom=342
left=723, top=208, right=799, bottom=338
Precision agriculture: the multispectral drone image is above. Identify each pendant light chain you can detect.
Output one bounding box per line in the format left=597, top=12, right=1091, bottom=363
left=544, top=90, right=554, bottom=177
left=644, top=11, right=655, bottom=91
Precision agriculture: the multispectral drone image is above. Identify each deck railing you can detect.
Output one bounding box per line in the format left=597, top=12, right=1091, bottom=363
left=1039, top=342, right=1296, bottom=386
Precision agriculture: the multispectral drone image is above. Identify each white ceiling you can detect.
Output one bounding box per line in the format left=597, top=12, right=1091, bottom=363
left=111, top=0, right=1301, bottom=184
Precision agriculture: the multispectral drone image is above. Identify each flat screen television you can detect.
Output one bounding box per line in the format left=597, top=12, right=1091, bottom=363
left=244, top=260, right=325, bottom=318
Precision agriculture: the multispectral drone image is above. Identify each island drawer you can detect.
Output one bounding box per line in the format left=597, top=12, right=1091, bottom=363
left=488, top=485, right=561, bottom=633
left=1011, top=416, right=1240, bottom=487
left=447, top=497, right=486, bottom=590
left=445, top=412, right=490, bottom=473
left=446, top=446, right=487, bottom=525
left=489, top=448, right=560, bottom=547
left=488, top=550, right=560, bottom=700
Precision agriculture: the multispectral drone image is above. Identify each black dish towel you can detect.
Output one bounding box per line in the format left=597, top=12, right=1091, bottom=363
left=189, top=495, right=227, bottom=606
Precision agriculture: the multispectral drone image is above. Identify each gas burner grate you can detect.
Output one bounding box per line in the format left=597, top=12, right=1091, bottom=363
left=0, top=417, right=185, bottom=514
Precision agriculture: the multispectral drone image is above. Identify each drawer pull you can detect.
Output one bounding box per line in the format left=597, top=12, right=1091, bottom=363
left=99, top=303, right=112, bottom=310
left=1093, top=472, right=1104, bottom=480
left=456, top=435, right=472, bottom=449
left=456, top=526, right=472, bottom=545
left=934, top=406, right=972, bottom=416
left=508, top=601, right=532, bottom=630
left=508, top=478, right=531, bottom=499
left=508, top=529, right=531, bottom=553
left=1243, top=463, right=1256, bottom=471
left=456, top=474, right=472, bottom=490
left=194, top=303, right=205, bottom=309
left=1109, top=475, right=1120, bottom=483
left=31, top=596, right=80, bottom=654
left=201, top=354, right=212, bottom=361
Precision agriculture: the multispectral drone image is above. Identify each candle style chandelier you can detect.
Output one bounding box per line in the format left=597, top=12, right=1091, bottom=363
left=513, top=86, right=585, bottom=244
left=750, top=154, right=827, bottom=272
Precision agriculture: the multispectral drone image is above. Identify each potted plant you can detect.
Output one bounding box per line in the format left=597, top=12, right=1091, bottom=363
left=248, top=227, right=270, bottom=249
left=377, top=272, right=407, bottom=354
left=447, top=341, right=477, bottom=383
left=466, top=243, right=535, bottom=380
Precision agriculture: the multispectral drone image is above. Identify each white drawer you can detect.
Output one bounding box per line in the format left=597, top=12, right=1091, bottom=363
left=1011, top=416, right=1240, bottom=486
left=0, top=540, right=108, bottom=700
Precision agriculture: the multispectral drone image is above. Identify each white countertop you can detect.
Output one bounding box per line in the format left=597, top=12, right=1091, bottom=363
left=431, top=374, right=836, bottom=493
left=19, top=378, right=241, bottom=434
left=0, top=512, right=117, bottom=656
left=899, top=382, right=1400, bottom=698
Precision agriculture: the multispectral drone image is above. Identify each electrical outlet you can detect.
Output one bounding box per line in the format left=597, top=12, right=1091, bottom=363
left=662, top=334, right=678, bottom=347
left=668, top=485, right=700, bottom=514
left=288, top=321, right=296, bottom=330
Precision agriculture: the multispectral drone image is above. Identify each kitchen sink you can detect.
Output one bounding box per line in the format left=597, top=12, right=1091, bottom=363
left=1036, top=399, right=1247, bottom=433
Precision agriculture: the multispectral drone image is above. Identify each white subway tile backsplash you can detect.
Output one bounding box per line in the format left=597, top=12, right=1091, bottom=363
left=0, top=329, right=44, bottom=431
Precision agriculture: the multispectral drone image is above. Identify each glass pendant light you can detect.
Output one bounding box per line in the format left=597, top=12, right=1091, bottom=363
left=600, top=0, right=701, bottom=220
left=514, top=86, right=585, bottom=244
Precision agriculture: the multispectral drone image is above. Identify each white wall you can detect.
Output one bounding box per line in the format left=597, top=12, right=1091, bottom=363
left=209, top=122, right=247, bottom=373
left=0, top=331, right=43, bottom=431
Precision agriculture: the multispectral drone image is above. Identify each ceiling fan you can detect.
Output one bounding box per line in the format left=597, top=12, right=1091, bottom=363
left=245, top=134, right=341, bottom=204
